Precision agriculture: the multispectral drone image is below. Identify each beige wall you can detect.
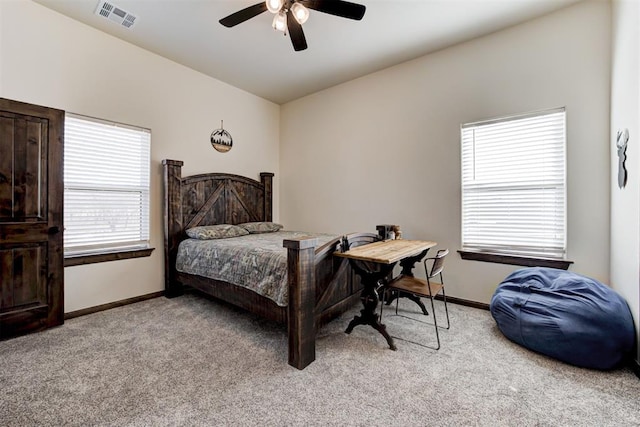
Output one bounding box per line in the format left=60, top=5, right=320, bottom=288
left=280, top=0, right=612, bottom=304
left=0, top=0, right=280, bottom=312
left=0, top=0, right=624, bottom=322
left=610, top=0, right=640, bottom=364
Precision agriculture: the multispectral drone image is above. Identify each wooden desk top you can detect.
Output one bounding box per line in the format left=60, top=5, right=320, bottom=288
left=335, top=239, right=437, bottom=264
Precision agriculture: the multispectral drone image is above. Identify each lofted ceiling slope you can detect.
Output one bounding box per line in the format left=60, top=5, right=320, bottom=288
left=34, top=0, right=583, bottom=104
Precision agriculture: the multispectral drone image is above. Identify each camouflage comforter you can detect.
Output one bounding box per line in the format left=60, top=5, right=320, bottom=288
left=175, top=231, right=339, bottom=306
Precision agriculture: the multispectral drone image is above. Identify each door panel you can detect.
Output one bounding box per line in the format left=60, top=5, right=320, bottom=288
left=0, top=116, right=14, bottom=219
left=0, top=114, right=47, bottom=220
left=21, top=118, right=47, bottom=219
left=0, top=244, right=47, bottom=311
left=0, top=98, right=64, bottom=340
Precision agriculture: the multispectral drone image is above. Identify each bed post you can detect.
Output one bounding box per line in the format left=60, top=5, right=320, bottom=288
left=284, top=237, right=318, bottom=370
left=163, top=159, right=184, bottom=298
left=260, top=172, right=274, bottom=222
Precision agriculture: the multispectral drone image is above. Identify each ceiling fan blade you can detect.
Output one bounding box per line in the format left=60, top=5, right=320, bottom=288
left=301, top=0, right=366, bottom=20
left=287, top=9, right=308, bottom=51
left=219, top=2, right=268, bottom=28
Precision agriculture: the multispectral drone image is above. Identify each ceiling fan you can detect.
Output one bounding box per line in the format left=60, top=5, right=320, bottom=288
left=219, top=0, right=366, bottom=52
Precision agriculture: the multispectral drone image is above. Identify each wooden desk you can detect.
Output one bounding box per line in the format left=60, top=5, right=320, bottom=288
left=335, top=238, right=437, bottom=350
left=335, top=239, right=436, bottom=264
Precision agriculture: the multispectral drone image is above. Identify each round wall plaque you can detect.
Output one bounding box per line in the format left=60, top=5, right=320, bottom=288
left=211, top=121, right=233, bottom=153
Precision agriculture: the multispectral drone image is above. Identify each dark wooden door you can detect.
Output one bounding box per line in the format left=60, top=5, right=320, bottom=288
left=0, top=98, right=64, bottom=339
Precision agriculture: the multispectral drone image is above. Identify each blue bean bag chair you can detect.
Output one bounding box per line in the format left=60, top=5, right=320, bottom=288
left=490, top=267, right=635, bottom=370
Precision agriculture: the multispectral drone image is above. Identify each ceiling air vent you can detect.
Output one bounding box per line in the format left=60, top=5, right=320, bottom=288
left=95, top=1, right=137, bottom=29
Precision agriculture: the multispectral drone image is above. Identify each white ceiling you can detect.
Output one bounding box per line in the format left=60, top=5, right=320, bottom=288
left=34, top=0, right=582, bottom=104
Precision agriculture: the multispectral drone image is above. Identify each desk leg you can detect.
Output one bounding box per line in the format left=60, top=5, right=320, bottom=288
left=399, top=248, right=431, bottom=276
left=384, top=248, right=432, bottom=315
left=345, top=281, right=397, bottom=351
left=384, top=290, right=429, bottom=315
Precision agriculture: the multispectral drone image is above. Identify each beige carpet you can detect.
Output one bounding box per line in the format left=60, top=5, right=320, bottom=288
left=1, top=293, right=638, bottom=426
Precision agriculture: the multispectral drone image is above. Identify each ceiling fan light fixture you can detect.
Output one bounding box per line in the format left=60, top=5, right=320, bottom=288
left=220, top=0, right=366, bottom=51
left=272, top=11, right=287, bottom=32
left=291, top=2, right=309, bottom=24
left=266, top=0, right=283, bottom=14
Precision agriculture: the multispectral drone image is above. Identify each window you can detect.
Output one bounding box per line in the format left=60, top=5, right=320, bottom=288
left=460, top=108, right=566, bottom=260
left=64, top=114, right=151, bottom=262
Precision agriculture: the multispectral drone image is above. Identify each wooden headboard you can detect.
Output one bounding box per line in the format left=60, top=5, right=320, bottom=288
left=162, top=159, right=274, bottom=293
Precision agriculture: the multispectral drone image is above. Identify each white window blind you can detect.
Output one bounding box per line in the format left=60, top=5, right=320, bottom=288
left=64, top=114, right=151, bottom=256
left=461, top=108, right=566, bottom=259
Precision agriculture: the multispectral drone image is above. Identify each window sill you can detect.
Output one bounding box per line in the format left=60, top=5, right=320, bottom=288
left=457, top=250, right=573, bottom=270
left=64, top=247, right=155, bottom=267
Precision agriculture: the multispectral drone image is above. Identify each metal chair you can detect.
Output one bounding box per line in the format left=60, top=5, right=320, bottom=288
left=380, top=249, right=450, bottom=350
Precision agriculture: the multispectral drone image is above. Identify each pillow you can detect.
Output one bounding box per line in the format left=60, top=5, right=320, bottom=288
left=238, top=222, right=284, bottom=234
left=186, top=224, right=249, bottom=240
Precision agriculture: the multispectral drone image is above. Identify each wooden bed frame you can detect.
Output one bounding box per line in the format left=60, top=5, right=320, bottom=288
left=163, top=159, right=372, bottom=369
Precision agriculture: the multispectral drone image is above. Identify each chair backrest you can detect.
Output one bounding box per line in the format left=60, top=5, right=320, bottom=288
left=343, top=233, right=384, bottom=275
left=426, top=249, right=449, bottom=279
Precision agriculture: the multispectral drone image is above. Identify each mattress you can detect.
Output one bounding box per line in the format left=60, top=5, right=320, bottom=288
left=175, top=231, right=339, bottom=306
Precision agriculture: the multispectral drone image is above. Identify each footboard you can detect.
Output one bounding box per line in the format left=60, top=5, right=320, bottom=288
left=283, top=232, right=378, bottom=370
